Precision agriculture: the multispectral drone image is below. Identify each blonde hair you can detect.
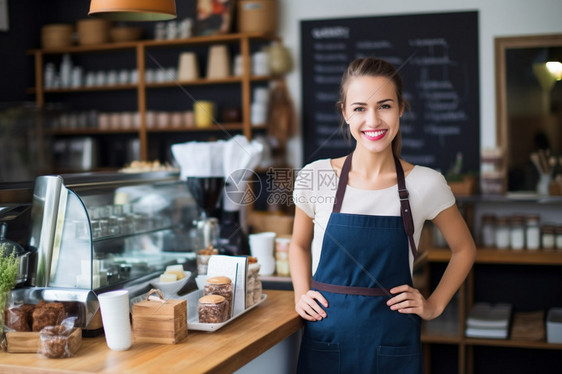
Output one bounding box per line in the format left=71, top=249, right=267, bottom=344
left=337, top=57, right=407, bottom=157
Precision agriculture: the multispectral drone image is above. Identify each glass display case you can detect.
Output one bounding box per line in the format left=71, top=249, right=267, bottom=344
left=28, top=171, right=198, bottom=291
left=9, top=171, right=199, bottom=330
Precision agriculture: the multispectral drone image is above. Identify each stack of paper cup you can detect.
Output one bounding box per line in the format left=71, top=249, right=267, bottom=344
left=249, top=232, right=276, bottom=275
left=178, top=52, right=199, bottom=81
left=207, top=45, right=230, bottom=79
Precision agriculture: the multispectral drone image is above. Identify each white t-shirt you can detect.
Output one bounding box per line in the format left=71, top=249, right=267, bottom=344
left=293, top=158, right=455, bottom=275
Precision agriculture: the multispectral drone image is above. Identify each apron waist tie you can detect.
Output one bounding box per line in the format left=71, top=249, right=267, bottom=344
left=311, top=279, right=391, bottom=297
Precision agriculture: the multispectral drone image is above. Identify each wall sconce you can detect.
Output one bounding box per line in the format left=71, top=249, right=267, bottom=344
left=89, top=0, right=176, bottom=21
left=546, top=61, right=562, bottom=81
left=533, top=62, right=559, bottom=91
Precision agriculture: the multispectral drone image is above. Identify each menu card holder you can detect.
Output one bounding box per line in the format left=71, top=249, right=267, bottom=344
left=207, top=255, right=248, bottom=316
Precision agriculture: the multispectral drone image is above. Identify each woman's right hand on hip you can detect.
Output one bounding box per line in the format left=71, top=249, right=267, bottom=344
left=295, top=290, right=328, bottom=321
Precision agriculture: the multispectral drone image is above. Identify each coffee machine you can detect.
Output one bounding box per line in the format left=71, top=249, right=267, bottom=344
left=187, top=177, right=224, bottom=251
left=172, top=136, right=262, bottom=256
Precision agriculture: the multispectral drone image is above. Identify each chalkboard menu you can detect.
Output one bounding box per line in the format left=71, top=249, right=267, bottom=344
left=301, top=11, right=479, bottom=174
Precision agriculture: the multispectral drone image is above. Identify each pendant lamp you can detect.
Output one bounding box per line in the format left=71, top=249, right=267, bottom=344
left=89, top=0, right=176, bottom=21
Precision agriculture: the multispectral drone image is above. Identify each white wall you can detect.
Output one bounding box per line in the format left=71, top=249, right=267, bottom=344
left=277, top=0, right=562, bottom=167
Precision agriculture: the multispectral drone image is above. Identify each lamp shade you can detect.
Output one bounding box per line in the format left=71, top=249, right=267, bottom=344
left=89, top=0, right=176, bottom=21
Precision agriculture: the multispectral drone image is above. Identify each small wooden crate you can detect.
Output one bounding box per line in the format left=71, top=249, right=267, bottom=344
left=5, top=328, right=82, bottom=354
left=132, top=290, right=188, bottom=344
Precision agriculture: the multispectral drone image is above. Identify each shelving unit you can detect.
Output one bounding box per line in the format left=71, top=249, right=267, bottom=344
left=420, top=196, right=562, bottom=374
left=427, top=247, right=562, bottom=266
left=27, top=32, right=281, bottom=170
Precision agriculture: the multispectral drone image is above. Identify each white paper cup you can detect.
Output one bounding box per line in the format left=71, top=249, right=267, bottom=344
left=97, top=290, right=132, bottom=351
left=249, top=232, right=276, bottom=275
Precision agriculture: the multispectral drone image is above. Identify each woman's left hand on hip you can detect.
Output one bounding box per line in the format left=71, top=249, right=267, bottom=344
left=386, top=284, right=438, bottom=320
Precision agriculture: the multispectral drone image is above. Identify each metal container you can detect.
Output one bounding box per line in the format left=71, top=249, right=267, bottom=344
left=194, top=217, right=220, bottom=250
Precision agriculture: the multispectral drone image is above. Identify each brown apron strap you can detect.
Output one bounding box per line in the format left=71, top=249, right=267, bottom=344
left=394, top=157, right=418, bottom=258
left=332, top=152, right=353, bottom=214
left=311, top=279, right=390, bottom=297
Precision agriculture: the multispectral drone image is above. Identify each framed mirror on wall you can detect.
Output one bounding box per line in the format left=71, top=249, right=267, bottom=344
left=495, top=34, right=562, bottom=194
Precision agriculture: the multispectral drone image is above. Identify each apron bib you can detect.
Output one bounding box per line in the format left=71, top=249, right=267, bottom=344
left=297, top=154, right=423, bottom=374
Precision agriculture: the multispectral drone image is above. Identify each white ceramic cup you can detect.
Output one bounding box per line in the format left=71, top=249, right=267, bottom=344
left=155, top=68, right=167, bottom=83
left=252, top=51, right=270, bottom=76
left=249, top=232, right=276, bottom=275
left=118, top=69, right=129, bottom=84
left=106, top=70, right=118, bottom=85
left=97, top=290, right=132, bottom=351
left=253, top=87, right=269, bottom=103
left=251, top=102, right=267, bottom=126
left=95, top=70, right=106, bottom=86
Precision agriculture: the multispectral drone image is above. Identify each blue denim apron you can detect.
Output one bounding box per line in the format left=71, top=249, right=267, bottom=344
left=297, top=154, right=423, bottom=374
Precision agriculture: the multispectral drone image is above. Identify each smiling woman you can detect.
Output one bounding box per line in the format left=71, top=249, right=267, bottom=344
left=289, top=57, right=476, bottom=373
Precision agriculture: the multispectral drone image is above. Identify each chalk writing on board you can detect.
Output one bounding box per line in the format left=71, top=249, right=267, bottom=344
left=301, top=12, right=479, bottom=174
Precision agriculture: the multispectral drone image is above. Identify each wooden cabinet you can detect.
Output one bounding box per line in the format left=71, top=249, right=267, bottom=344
left=419, top=196, right=562, bottom=374
left=27, top=32, right=280, bottom=171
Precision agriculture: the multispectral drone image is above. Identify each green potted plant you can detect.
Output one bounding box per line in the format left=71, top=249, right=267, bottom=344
left=0, top=250, right=18, bottom=334
left=445, top=152, right=477, bottom=196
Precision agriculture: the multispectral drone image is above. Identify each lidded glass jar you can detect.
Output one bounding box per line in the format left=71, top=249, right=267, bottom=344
left=275, top=237, right=291, bottom=276
left=494, top=216, right=510, bottom=249
left=204, top=276, right=233, bottom=319
left=198, top=294, right=229, bottom=323
left=509, top=215, right=525, bottom=250
left=525, top=215, right=541, bottom=250
left=541, top=225, right=556, bottom=250
left=480, top=214, right=496, bottom=248
left=556, top=226, right=562, bottom=250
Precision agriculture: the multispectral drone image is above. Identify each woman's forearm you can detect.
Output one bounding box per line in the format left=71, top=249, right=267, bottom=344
left=290, top=243, right=313, bottom=304
left=428, top=205, right=477, bottom=317
left=428, top=244, right=475, bottom=316
left=289, top=207, right=315, bottom=304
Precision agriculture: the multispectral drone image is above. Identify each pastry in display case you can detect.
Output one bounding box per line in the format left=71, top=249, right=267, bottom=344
left=9, top=171, right=199, bottom=331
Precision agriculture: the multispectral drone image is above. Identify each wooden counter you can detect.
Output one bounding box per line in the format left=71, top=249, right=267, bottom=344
left=0, top=290, right=302, bottom=374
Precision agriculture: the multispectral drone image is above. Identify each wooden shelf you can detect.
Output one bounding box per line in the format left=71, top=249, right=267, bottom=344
left=426, top=248, right=562, bottom=265
left=27, top=41, right=138, bottom=55
left=47, top=128, right=139, bottom=135
left=28, top=84, right=137, bottom=94
left=147, top=123, right=244, bottom=132
left=48, top=124, right=251, bottom=135
left=26, top=32, right=279, bottom=55
left=147, top=77, right=242, bottom=87
left=46, top=124, right=268, bottom=136
left=30, top=77, right=282, bottom=94
left=465, top=338, right=562, bottom=350
left=421, top=333, right=462, bottom=345
left=28, top=76, right=280, bottom=94
left=422, top=333, right=562, bottom=350
left=142, top=32, right=279, bottom=48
